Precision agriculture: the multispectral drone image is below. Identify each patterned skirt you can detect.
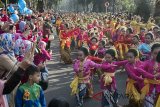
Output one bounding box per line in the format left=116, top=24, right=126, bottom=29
left=101, top=88, right=118, bottom=107
left=143, top=88, right=156, bottom=107
left=60, top=47, right=72, bottom=64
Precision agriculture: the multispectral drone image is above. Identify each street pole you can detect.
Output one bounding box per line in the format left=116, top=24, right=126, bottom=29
left=106, top=6, right=107, bottom=13
left=85, top=0, right=86, bottom=12
left=105, top=2, right=109, bottom=13
left=5, top=0, right=7, bottom=14
left=113, top=0, right=115, bottom=14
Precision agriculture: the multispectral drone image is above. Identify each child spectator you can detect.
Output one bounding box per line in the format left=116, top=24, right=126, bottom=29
left=34, top=41, right=52, bottom=66
left=15, top=65, right=46, bottom=107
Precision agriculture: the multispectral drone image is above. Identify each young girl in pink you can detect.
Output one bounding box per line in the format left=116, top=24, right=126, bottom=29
left=130, top=35, right=140, bottom=49
left=70, top=47, right=102, bottom=107
left=141, top=43, right=160, bottom=107
left=33, top=41, right=52, bottom=90
left=96, top=40, right=106, bottom=59
left=34, top=41, right=52, bottom=66
left=100, top=49, right=128, bottom=107
left=125, top=49, right=156, bottom=107
left=89, top=37, right=98, bottom=56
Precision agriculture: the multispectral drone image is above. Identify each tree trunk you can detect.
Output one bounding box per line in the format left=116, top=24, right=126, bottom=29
left=92, top=0, right=105, bottom=12
left=37, top=0, right=45, bottom=13
left=154, top=0, right=160, bottom=17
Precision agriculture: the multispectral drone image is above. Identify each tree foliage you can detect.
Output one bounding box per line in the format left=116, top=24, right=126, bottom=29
left=46, top=0, right=62, bottom=8
left=76, top=0, right=136, bottom=13
left=154, top=0, right=160, bottom=17
left=135, top=0, right=151, bottom=22
left=1, top=0, right=18, bottom=4
left=36, top=0, right=62, bottom=11
left=2, top=0, right=157, bottom=16
left=120, top=0, right=136, bottom=12
left=77, top=0, right=93, bottom=5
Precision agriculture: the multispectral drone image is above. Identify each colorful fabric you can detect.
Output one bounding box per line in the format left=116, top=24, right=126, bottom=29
left=60, top=47, right=72, bottom=64
left=142, top=60, right=160, bottom=94
left=14, top=38, right=25, bottom=56
left=143, top=88, right=155, bottom=107
left=73, top=58, right=101, bottom=84
left=76, top=83, right=87, bottom=107
left=96, top=48, right=105, bottom=58
left=101, top=60, right=128, bottom=90
left=125, top=60, right=154, bottom=90
left=156, top=94, right=160, bottom=107
left=34, top=49, right=51, bottom=66
left=101, top=89, right=118, bottom=107
left=70, top=76, right=79, bottom=95
left=19, top=21, right=26, bottom=32
left=126, top=78, right=141, bottom=101
left=14, top=39, right=31, bottom=61
left=115, top=43, right=128, bottom=60
left=0, top=33, right=14, bottom=53
left=103, top=73, right=115, bottom=86
left=138, top=43, right=151, bottom=54
left=141, top=79, right=160, bottom=99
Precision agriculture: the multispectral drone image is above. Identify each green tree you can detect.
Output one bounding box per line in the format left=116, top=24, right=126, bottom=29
left=154, top=0, right=160, bottom=17
left=46, top=0, right=62, bottom=9
left=154, top=0, right=160, bottom=26
left=36, top=0, right=62, bottom=11
left=121, top=0, right=136, bottom=12
left=77, top=0, right=106, bottom=12
left=77, top=0, right=93, bottom=5
left=77, top=0, right=93, bottom=11
left=135, top=0, right=151, bottom=22
left=37, top=0, right=45, bottom=12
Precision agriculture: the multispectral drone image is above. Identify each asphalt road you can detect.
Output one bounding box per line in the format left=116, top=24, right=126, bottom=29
left=44, top=31, right=129, bottom=107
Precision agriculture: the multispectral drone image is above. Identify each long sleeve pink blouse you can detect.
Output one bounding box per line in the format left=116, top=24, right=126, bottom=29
left=73, top=58, right=101, bottom=83
left=125, top=60, right=154, bottom=90
left=141, top=59, right=160, bottom=94
left=100, top=60, right=128, bottom=90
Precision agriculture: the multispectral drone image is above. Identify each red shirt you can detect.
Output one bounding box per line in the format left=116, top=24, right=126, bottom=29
left=87, top=56, right=102, bottom=63
left=139, top=33, right=145, bottom=43
left=125, top=34, right=134, bottom=44
left=90, top=44, right=98, bottom=51
left=117, top=35, right=125, bottom=43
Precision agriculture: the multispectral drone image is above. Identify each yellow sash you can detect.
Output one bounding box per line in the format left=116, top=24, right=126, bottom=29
left=126, top=78, right=141, bottom=101
left=70, top=76, right=79, bottom=95
left=156, top=95, right=160, bottom=107
left=116, top=43, right=128, bottom=51
left=115, top=43, right=128, bottom=60
left=141, top=78, right=160, bottom=99
left=103, top=73, right=115, bottom=86
left=78, top=40, right=82, bottom=47
left=70, top=75, right=90, bottom=95
left=61, top=39, right=66, bottom=49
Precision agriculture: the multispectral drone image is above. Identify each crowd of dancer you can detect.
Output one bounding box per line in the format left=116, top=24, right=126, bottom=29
left=0, top=2, right=160, bottom=107
left=58, top=13, right=160, bottom=107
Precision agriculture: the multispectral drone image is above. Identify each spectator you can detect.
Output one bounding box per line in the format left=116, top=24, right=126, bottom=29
left=15, top=65, right=46, bottom=107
